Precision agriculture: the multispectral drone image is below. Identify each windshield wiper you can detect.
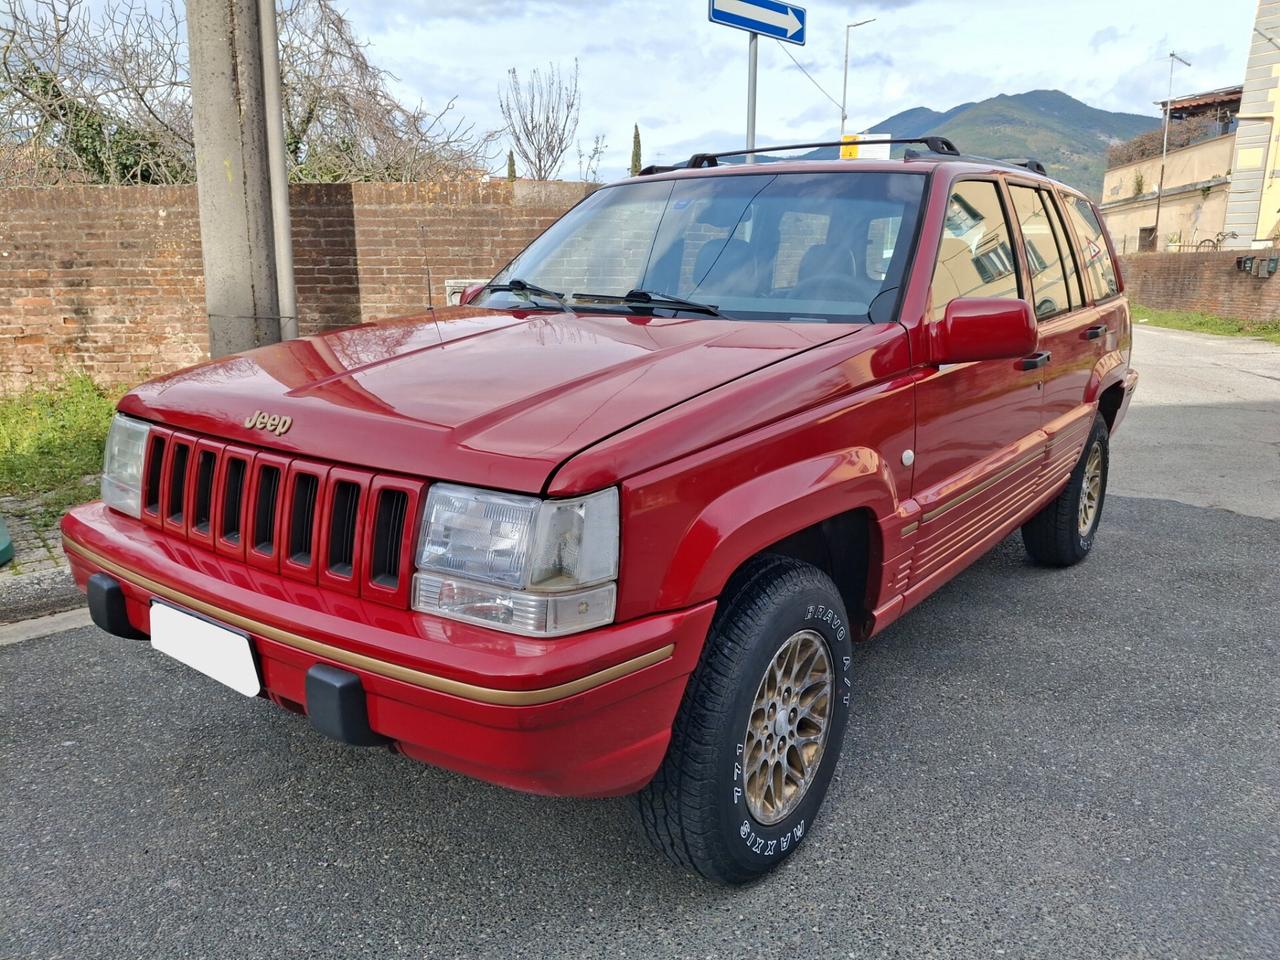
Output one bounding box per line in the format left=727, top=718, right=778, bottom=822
left=575, top=289, right=726, bottom=318
left=483, top=278, right=568, bottom=310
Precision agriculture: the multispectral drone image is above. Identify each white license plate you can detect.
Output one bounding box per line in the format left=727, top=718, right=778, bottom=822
left=149, top=602, right=261, bottom=697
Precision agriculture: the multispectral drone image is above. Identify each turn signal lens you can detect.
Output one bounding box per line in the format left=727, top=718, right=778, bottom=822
left=411, top=573, right=616, bottom=637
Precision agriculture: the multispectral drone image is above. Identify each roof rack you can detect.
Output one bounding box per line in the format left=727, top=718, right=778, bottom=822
left=634, top=138, right=1051, bottom=179
left=682, top=136, right=960, bottom=169
left=902, top=147, right=1050, bottom=177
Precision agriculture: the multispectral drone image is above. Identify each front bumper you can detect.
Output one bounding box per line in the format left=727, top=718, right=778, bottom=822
left=62, top=502, right=714, bottom=797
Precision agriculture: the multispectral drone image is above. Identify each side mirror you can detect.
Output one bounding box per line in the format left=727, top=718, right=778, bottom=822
left=932, top=297, right=1037, bottom=365
left=460, top=283, right=486, bottom=306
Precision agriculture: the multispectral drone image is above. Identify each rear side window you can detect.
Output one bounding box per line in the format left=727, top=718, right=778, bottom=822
left=1062, top=195, right=1119, bottom=301
left=931, top=180, right=1020, bottom=321
left=1009, top=186, right=1073, bottom=320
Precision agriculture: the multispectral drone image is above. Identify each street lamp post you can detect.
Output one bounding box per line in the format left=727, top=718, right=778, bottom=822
left=1152, top=50, right=1191, bottom=251
left=840, top=18, right=876, bottom=137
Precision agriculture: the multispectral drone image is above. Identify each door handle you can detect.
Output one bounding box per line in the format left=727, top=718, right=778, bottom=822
left=1017, top=351, right=1051, bottom=370
left=1084, top=324, right=1108, bottom=340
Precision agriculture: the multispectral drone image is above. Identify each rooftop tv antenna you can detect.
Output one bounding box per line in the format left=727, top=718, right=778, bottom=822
left=1152, top=51, right=1192, bottom=249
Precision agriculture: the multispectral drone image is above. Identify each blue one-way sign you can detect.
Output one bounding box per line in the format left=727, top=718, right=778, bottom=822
left=708, top=0, right=806, bottom=45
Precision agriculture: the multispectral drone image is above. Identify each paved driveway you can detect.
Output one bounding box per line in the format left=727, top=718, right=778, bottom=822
left=2, top=327, right=1277, bottom=959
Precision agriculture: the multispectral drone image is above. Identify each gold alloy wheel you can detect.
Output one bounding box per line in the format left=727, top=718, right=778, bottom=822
left=1078, top=441, right=1103, bottom=536
left=742, top=629, right=833, bottom=826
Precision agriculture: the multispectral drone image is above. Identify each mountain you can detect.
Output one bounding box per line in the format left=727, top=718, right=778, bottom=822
left=790, top=90, right=1159, bottom=197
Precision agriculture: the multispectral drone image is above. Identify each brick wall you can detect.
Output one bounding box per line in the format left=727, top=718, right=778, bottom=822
left=0, top=180, right=592, bottom=395
left=1118, top=250, right=1280, bottom=321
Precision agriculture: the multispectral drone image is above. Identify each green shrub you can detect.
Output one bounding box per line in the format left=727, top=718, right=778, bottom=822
left=0, top=375, right=124, bottom=522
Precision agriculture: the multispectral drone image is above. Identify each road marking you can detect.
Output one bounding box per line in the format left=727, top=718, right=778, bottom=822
left=0, top=608, right=92, bottom=646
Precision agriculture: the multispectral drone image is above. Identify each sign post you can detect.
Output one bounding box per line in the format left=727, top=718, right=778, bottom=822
left=708, top=0, right=807, bottom=158
left=746, top=32, right=757, bottom=157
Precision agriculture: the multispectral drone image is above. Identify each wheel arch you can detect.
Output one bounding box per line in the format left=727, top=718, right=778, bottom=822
left=750, top=508, right=877, bottom=635
left=1098, top=379, right=1125, bottom=432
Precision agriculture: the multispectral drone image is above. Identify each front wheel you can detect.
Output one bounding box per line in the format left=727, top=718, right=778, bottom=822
left=634, top=556, right=853, bottom=884
left=1022, top=414, right=1110, bottom=566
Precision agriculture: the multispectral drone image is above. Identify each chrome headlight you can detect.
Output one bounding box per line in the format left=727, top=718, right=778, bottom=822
left=411, top=483, right=619, bottom=637
left=100, top=413, right=150, bottom=518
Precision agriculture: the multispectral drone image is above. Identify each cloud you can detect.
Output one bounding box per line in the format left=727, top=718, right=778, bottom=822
left=343, top=0, right=1256, bottom=184
left=1091, top=26, right=1128, bottom=48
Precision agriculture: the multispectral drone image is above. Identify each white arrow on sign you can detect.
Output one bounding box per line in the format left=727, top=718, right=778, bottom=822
left=712, top=0, right=802, bottom=37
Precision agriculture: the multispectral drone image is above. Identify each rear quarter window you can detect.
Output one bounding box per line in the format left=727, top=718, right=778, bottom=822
left=1062, top=195, right=1119, bottom=301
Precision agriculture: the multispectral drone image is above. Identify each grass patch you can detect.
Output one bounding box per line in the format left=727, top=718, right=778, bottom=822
left=0, top=375, right=124, bottom=526
left=1131, top=304, right=1280, bottom=345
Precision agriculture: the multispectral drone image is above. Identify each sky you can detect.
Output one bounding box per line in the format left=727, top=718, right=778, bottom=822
left=343, top=0, right=1260, bottom=182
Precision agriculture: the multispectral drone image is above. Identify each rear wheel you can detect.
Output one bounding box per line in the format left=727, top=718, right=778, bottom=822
left=634, top=556, right=853, bottom=884
left=1022, top=414, right=1110, bottom=566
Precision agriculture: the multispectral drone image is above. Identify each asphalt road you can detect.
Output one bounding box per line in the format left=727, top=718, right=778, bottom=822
left=1110, top=324, right=1280, bottom=519
left=3, top=327, right=1277, bottom=959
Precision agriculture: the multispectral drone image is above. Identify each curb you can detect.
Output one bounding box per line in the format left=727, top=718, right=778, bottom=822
left=0, top=566, right=84, bottom=624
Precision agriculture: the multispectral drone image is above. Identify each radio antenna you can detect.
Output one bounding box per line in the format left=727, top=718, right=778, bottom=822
left=418, top=225, right=435, bottom=315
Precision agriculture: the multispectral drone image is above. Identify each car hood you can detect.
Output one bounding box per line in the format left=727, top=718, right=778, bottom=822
left=120, top=306, right=858, bottom=493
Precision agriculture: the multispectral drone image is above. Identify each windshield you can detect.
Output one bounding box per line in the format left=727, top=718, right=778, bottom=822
left=477, top=171, right=927, bottom=323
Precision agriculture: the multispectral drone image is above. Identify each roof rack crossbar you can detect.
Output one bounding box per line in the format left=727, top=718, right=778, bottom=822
left=1000, top=157, right=1048, bottom=175
left=901, top=147, right=1051, bottom=178
left=684, top=136, right=960, bottom=169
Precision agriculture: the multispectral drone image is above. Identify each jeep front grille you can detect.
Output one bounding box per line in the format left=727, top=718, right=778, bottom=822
left=138, top=426, right=422, bottom=607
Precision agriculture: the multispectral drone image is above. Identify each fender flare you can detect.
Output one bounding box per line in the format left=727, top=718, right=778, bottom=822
left=1085, top=349, right=1129, bottom=404
left=653, top=446, right=899, bottom=612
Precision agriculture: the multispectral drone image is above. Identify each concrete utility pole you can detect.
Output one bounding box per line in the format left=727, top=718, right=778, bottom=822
left=258, top=0, right=297, bottom=341
left=187, top=0, right=282, bottom=357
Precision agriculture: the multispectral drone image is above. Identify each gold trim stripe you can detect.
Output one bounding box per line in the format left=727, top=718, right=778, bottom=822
left=922, top=451, right=1042, bottom=523
left=62, top=538, right=674, bottom=707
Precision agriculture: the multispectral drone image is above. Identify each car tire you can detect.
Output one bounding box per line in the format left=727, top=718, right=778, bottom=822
left=634, top=555, right=853, bottom=884
left=1022, top=414, right=1110, bottom=567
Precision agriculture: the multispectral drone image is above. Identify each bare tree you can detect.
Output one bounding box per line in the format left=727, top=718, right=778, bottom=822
left=0, top=0, right=497, bottom=185
left=0, top=0, right=193, bottom=184
left=274, top=0, right=497, bottom=182
left=498, top=59, right=579, bottom=181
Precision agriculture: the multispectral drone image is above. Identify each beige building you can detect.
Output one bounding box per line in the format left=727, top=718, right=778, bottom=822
left=1102, top=0, right=1280, bottom=253
left=1102, top=128, right=1236, bottom=253
left=1101, top=89, right=1239, bottom=253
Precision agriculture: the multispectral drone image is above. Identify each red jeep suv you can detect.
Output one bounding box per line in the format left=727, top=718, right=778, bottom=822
left=63, top=138, right=1138, bottom=883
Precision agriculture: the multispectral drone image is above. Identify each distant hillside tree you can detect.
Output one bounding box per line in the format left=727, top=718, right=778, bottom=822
left=630, top=124, right=641, bottom=176
left=0, top=0, right=497, bottom=185
left=506, top=149, right=516, bottom=181
left=498, top=59, right=579, bottom=181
